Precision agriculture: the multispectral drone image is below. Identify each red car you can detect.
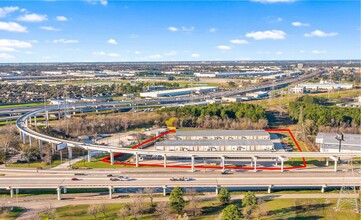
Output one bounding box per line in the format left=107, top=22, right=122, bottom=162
left=71, top=177, right=80, bottom=181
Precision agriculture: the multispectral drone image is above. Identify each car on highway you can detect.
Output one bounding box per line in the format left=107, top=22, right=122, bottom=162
left=221, top=170, right=232, bottom=175
left=170, top=177, right=191, bottom=181
left=110, top=176, right=130, bottom=181
left=106, top=174, right=113, bottom=177
left=71, top=177, right=80, bottom=181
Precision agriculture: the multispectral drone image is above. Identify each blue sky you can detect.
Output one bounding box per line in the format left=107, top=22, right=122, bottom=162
left=0, top=0, right=359, bottom=62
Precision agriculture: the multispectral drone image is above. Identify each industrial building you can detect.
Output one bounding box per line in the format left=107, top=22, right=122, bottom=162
left=175, top=130, right=271, bottom=140
left=316, top=132, right=361, bottom=153
left=298, top=81, right=353, bottom=91
left=194, top=71, right=278, bottom=78
left=139, top=86, right=218, bottom=98
left=155, top=139, right=274, bottom=152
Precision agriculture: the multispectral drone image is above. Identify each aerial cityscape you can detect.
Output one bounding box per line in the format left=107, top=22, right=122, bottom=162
left=0, top=0, right=360, bottom=219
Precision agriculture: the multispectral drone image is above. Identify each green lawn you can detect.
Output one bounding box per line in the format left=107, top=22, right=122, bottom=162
left=6, top=160, right=63, bottom=168
left=0, top=102, right=46, bottom=109
left=51, top=198, right=360, bottom=220
left=71, top=154, right=133, bottom=169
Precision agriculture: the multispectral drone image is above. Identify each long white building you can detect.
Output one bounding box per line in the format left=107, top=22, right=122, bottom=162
left=155, top=139, right=274, bottom=152
left=316, top=132, right=361, bottom=153
left=139, top=86, right=218, bottom=98
left=175, top=130, right=271, bottom=140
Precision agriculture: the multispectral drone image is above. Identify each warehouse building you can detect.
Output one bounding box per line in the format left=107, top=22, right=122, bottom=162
left=316, top=132, right=361, bottom=153
left=175, top=130, right=271, bottom=140
left=155, top=139, right=274, bottom=152
left=139, top=86, right=218, bottom=98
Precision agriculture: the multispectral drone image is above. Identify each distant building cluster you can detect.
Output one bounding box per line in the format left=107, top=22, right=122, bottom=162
left=155, top=130, right=275, bottom=152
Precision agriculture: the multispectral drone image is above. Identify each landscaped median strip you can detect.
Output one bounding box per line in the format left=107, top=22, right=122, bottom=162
left=100, top=129, right=307, bottom=171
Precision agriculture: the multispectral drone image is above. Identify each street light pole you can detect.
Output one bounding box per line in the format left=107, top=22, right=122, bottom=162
left=336, top=133, right=344, bottom=163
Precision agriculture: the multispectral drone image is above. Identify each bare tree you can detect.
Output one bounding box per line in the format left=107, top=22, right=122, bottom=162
left=128, top=193, right=147, bottom=218
left=155, top=202, right=171, bottom=220
left=118, top=204, right=130, bottom=220
left=40, top=204, right=56, bottom=220
left=0, top=125, right=19, bottom=165
left=252, top=198, right=267, bottom=219
left=98, top=203, right=108, bottom=218
left=87, top=204, right=100, bottom=219
left=186, top=188, right=202, bottom=216
left=144, top=187, right=156, bottom=204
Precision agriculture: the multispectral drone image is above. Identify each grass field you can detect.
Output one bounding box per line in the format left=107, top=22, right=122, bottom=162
left=72, top=154, right=133, bottom=169
left=6, top=160, right=63, bottom=168
left=0, top=102, right=46, bottom=109
left=0, top=207, right=24, bottom=220
left=51, top=198, right=360, bottom=220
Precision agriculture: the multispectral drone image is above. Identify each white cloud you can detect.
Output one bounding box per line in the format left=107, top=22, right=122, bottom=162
left=0, top=39, right=32, bottom=48
left=191, top=53, right=200, bottom=58
left=292, top=21, right=310, bottom=27
left=0, top=21, right=27, bottom=33
left=168, top=27, right=178, bottom=32
left=300, top=50, right=305, bottom=53
left=18, top=13, right=48, bottom=22
left=246, top=30, right=286, bottom=40
left=276, top=51, right=283, bottom=55
left=86, top=0, right=108, bottom=6
left=92, top=51, right=119, bottom=57
left=217, top=45, right=231, bottom=50
left=53, top=39, right=79, bottom=44
left=209, top=28, right=217, bottom=33
left=56, top=16, right=68, bottom=21
left=0, top=47, right=16, bottom=52
left=164, top=51, right=177, bottom=56
left=107, top=38, right=118, bottom=45
left=134, top=51, right=141, bottom=55
left=149, top=54, right=162, bottom=59
left=181, top=26, right=194, bottom=32
left=277, top=17, right=283, bottom=22
left=40, top=26, right=60, bottom=31
left=0, top=6, right=19, bottom=18
left=304, top=30, right=338, bottom=37
left=312, top=50, right=326, bottom=54
left=251, top=0, right=295, bottom=3
left=0, top=53, right=14, bottom=59
left=230, top=39, right=249, bottom=44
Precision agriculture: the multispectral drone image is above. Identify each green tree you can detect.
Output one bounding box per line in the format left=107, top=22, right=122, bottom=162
left=218, top=187, right=231, bottom=205
left=221, top=204, right=241, bottom=220
left=242, top=191, right=257, bottom=208
left=169, top=187, right=185, bottom=214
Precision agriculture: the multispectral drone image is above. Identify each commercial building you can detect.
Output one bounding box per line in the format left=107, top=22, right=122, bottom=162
left=221, top=96, right=243, bottom=103
left=155, top=139, right=274, bottom=152
left=175, top=130, right=271, bottom=140
left=139, top=86, right=218, bottom=98
left=291, top=86, right=307, bottom=94
left=316, top=132, right=361, bottom=153
left=245, top=91, right=269, bottom=99
left=299, top=80, right=353, bottom=91
left=194, top=71, right=278, bottom=78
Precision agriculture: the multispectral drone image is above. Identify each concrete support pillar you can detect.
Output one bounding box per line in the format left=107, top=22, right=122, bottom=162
left=63, top=187, right=67, bottom=194
left=221, top=156, right=225, bottom=172
left=252, top=156, right=257, bottom=172
left=321, top=184, right=327, bottom=193
left=268, top=185, right=273, bottom=194
left=331, top=156, right=338, bottom=172
left=45, top=111, right=49, bottom=121
left=19, top=131, right=22, bottom=140
left=87, top=149, right=92, bottom=162
left=191, top=155, right=195, bottom=172
left=281, top=159, right=284, bottom=172
left=68, top=146, right=72, bottom=160
left=38, top=139, right=43, bottom=152
left=110, top=151, right=114, bottom=165
left=325, top=158, right=329, bottom=166
left=15, top=188, right=19, bottom=194
left=163, top=154, right=167, bottom=168
left=163, top=185, right=167, bottom=196
left=108, top=186, right=113, bottom=199
left=34, top=116, right=37, bottom=126
left=10, top=188, right=14, bottom=198
left=215, top=185, right=220, bottom=195
left=56, top=187, right=62, bottom=201
left=135, top=153, right=139, bottom=167
left=25, top=119, right=28, bottom=127
left=29, top=136, right=33, bottom=147
left=22, top=133, right=27, bottom=144
left=28, top=117, right=31, bottom=125
left=275, top=157, right=278, bottom=166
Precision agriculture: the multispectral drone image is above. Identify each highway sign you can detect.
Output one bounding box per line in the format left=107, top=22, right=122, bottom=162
left=56, top=142, right=67, bottom=151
